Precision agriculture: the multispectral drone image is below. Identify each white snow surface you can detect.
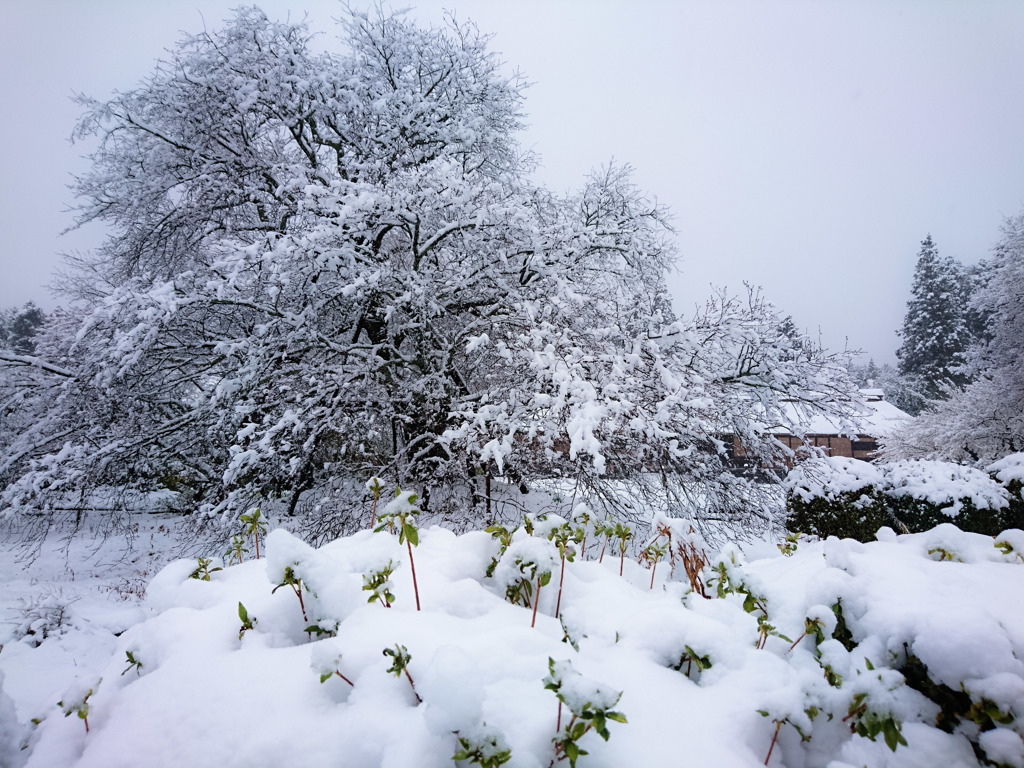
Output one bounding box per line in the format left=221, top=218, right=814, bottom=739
left=1, top=514, right=1024, bottom=768
left=784, top=456, right=886, bottom=502
left=886, top=459, right=1009, bottom=512
left=989, top=452, right=1024, bottom=486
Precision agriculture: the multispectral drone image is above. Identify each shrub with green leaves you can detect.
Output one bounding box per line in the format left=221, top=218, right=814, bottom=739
left=543, top=657, right=627, bottom=768
left=58, top=682, right=96, bottom=734
left=188, top=557, right=222, bottom=581
left=362, top=560, right=397, bottom=608
left=240, top=508, right=267, bottom=559
left=452, top=727, right=512, bottom=768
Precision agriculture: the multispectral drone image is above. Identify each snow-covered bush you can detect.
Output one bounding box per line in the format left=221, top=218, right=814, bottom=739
left=783, top=457, right=895, bottom=541
left=885, top=460, right=1008, bottom=536
left=988, top=452, right=1024, bottom=531
left=7, top=507, right=1024, bottom=768
left=784, top=456, right=1013, bottom=541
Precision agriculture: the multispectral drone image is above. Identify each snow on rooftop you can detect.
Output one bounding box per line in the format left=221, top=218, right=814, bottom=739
left=777, top=389, right=910, bottom=438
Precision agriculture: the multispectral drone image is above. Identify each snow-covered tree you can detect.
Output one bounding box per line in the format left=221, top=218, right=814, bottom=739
left=894, top=236, right=971, bottom=413
left=0, top=7, right=856, bottom=537
left=0, top=302, right=47, bottom=356
left=884, top=214, right=1024, bottom=462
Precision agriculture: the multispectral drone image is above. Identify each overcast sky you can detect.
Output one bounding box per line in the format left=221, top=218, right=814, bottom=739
left=2, top=0, right=1023, bottom=364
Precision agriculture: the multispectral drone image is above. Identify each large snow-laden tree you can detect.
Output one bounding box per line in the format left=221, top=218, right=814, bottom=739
left=0, top=7, right=856, bottom=537
left=894, top=235, right=972, bottom=414
left=884, top=213, right=1024, bottom=463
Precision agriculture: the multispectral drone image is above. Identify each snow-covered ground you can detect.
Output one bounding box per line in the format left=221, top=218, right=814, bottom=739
left=2, top=511, right=1023, bottom=768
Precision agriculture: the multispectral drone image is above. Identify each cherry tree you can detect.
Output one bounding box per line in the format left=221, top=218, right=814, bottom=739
left=0, top=7, right=856, bottom=537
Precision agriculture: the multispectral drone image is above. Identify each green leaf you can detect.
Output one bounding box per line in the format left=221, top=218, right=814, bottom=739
left=564, top=741, right=580, bottom=767
left=238, top=602, right=249, bottom=623
left=320, top=672, right=332, bottom=684
left=606, top=711, right=628, bottom=724
left=404, top=524, right=419, bottom=547
left=883, top=718, right=900, bottom=752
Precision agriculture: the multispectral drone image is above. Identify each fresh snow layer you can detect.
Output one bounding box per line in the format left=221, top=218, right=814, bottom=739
left=1, top=517, right=1024, bottom=768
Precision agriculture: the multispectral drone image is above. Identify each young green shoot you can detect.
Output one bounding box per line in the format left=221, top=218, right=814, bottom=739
left=383, top=644, right=421, bottom=704
left=787, top=615, right=828, bottom=653
left=484, top=525, right=514, bottom=578
left=452, top=729, right=513, bottom=768
left=240, top=508, right=267, bottom=559
left=543, top=658, right=627, bottom=768
left=548, top=523, right=578, bottom=619
left=272, top=565, right=309, bottom=624
left=188, top=557, right=222, bottom=581
left=572, top=506, right=592, bottom=559
left=237, top=601, right=257, bottom=640
left=362, top=560, right=397, bottom=608
left=593, top=521, right=615, bottom=564
left=366, top=476, right=384, bottom=529
left=642, top=541, right=669, bottom=590
left=375, top=488, right=422, bottom=610
left=58, top=687, right=94, bottom=734
left=225, top=535, right=249, bottom=565
left=122, top=650, right=143, bottom=677
left=614, top=523, right=633, bottom=577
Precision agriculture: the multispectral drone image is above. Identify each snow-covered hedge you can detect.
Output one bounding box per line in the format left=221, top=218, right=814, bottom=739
left=784, top=456, right=1023, bottom=541
left=784, top=458, right=896, bottom=541
left=6, top=513, right=1024, bottom=768
left=989, top=453, right=1024, bottom=531
left=885, top=460, right=1007, bottom=535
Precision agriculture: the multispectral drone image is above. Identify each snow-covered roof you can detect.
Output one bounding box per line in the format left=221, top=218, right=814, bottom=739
left=777, top=389, right=910, bottom=438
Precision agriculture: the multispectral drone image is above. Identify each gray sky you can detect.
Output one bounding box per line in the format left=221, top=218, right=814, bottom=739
left=2, top=0, right=1023, bottom=364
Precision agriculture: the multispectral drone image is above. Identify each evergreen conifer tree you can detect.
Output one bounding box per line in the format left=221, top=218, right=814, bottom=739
left=895, top=235, right=970, bottom=413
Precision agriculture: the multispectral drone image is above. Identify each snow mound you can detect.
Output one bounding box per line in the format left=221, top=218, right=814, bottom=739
left=5, top=519, right=1024, bottom=768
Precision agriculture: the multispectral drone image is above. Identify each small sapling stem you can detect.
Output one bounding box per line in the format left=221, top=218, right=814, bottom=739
left=555, top=551, right=566, bottom=619
left=367, top=477, right=383, bottom=529
left=407, top=538, right=421, bottom=611
left=531, top=574, right=542, bottom=628
left=764, top=720, right=782, bottom=765
left=335, top=670, right=354, bottom=686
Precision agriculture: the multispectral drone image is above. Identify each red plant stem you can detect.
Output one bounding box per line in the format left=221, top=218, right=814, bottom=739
left=580, top=535, right=587, bottom=560
left=842, top=704, right=866, bottom=723
left=787, top=631, right=807, bottom=653
left=555, top=554, right=566, bottom=619
left=764, top=720, right=782, bottom=765
left=407, top=539, right=421, bottom=611
left=404, top=669, right=423, bottom=703
left=370, top=497, right=378, bottom=529
left=378, top=595, right=390, bottom=608
left=556, top=700, right=563, bottom=733
left=599, top=542, right=607, bottom=563
left=254, top=533, right=260, bottom=560
left=650, top=559, right=658, bottom=590
left=84, top=716, right=90, bottom=733
left=295, top=585, right=308, bottom=622
left=335, top=670, right=355, bottom=686
left=531, top=575, right=542, bottom=628
left=620, top=547, right=626, bottom=577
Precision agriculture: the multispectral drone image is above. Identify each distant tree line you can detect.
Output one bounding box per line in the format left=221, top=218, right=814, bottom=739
left=880, top=220, right=1024, bottom=462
